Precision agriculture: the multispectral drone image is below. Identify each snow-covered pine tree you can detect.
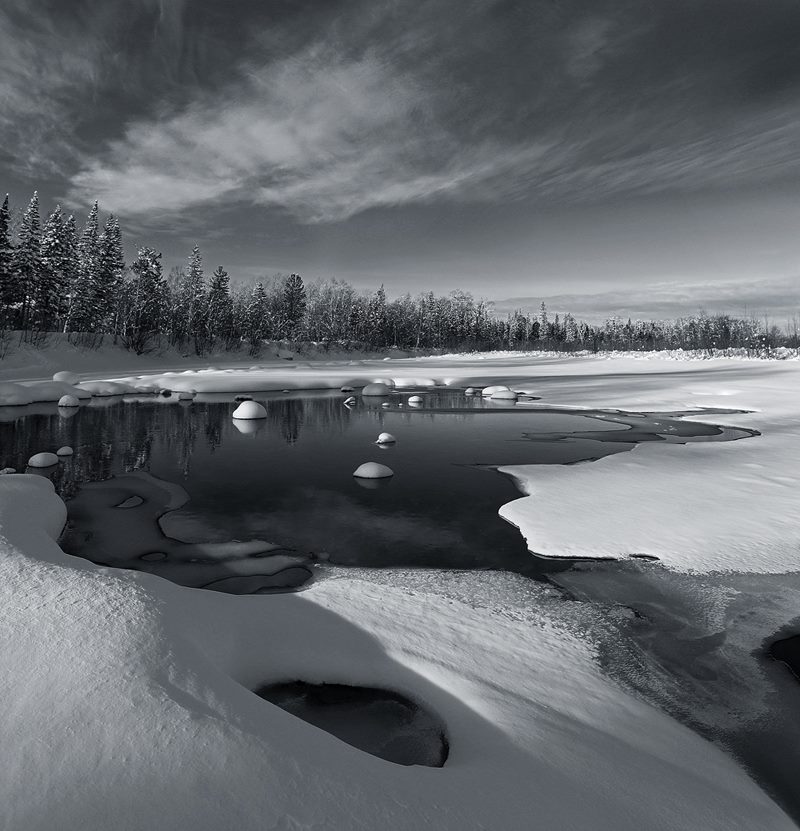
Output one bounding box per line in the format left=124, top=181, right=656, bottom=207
left=60, top=215, right=79, bottom=330
left=206, top=265, right=234, bottom=348
left=0, top=195, right=15, bottom=325
left=538, top=301, right=548, bottom=342
left=97, top=214, right=125, bottom=336
left=13, top=192, right=42, bottom=330
left=66, top=202, right=101, bottom=334
left=37, top=205, right=68, bottom=331
left=121, top=247, right=166, bottom=354
left=280, top=272, right=306, bottom=339
left=245, top=281, right=270, bottom=355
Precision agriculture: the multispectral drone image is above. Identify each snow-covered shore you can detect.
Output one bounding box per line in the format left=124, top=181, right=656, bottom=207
left=3, top=349, right=800, bottom=829
left=1, top=475, right=794, bottom=831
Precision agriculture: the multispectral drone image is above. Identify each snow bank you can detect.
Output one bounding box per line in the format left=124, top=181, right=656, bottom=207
left=78, top=380, right=137, bottom=397
left=0, top=476, right=793, bottom=830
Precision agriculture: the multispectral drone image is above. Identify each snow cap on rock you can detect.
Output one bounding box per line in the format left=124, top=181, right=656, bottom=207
left=353, top=462, right=394, bottom=479
left=56, top=446, right=74, bottom=456
left=482, top=385, right=510, bottom=396
left=28, top=452, right=59, bottom=468
left=232, top=400, right=267, bottom=420
left=362, top=382, right=392, bottom=396
left=490, top=389, right=518, bottom=401
left=376, top=432, right=396, bottom=444
left=58, top=395, right=80, bottom=408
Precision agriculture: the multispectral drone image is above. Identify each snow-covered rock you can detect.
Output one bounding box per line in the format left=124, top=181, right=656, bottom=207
left=56, top=446, right=74, bottom=457
left=27, top=452, right=59, bottom=468
left=353, top=462, right=394, bottom=479
left=58, top=395, right=80, bottom=408
left=340, top=386, right=355, bottom=392
left=363, top=382, right=392, bottom=396
left=407, top=395, right=423, bottom=404
left=232, top=400, right=267, bottom=420
left=376, top=432, right=397, bottom=445
left=465, top=387, right=476, bottom=395
left=0, top=467, right=16, bottom=474
left=52, top=371, right=80, bottom=385
left=482, top=385, right=510, bottom=396
left=490, top=389, right=518, bottom=401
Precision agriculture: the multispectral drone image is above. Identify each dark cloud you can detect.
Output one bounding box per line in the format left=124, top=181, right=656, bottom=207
left=3, top=0, right=800, bottom=301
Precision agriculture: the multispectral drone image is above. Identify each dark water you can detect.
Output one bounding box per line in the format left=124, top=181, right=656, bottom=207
left=254, top=681, right=449, bottom=767
left=0, top=389, right=754, bottom=580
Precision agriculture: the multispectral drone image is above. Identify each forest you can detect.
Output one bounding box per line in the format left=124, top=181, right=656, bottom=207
left=1, top=191, right=796, bottom=357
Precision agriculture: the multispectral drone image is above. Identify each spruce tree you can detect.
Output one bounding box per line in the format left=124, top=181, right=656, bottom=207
left=97, top=214, right=125, bottom=334
left=0, top=195, right=15, bottom=324
left=122, top=247, right=165, bottom=354
left=66, top=202, right=101, bottom=333
left=280, top=272, right=306, bottom=339
left=37, top=205, right=67, bottom=331
left=13, top=192, right=42, bottom=329
left=206, top=265, right=233, bottom=347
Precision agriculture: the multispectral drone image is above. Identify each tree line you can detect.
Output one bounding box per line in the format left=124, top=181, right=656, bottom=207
left=1, top=191, right=797, bottom=357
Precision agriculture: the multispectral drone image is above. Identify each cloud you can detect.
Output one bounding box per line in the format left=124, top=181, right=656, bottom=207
left=495, top=276, right=800, bottom=323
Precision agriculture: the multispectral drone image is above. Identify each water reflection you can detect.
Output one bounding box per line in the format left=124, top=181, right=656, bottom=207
left=1, top=390, right=757, bottom=580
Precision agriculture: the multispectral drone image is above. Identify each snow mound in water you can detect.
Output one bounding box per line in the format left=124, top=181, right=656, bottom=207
left=491, top=389, right=518, bottom=401
left=27, top=452, right=59, bottom=468
left=232, top=400, right=267, bottom=419
left=177, top=392, right=194, bottom=401
left=353, top=462, right=394, bottom=479
left=58, top=395, right=80, bottom=408
left=363, top=382, right=392, bottom=396
left=407, top=395, right=423, bottom=404
left=53, top=371, right=80, bottom=385
left=465, top=387, right=476, bottom=395
left=0, top=467, right=16, bottom=474
left=376, top=432, right=397, bottom=445
left=56, top=447, right=73, bottom=457
left=482, top=385, right=510, bottom=396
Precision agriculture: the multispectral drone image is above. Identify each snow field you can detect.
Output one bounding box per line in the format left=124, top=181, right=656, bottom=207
left=0, top=474, right=794, bottom=831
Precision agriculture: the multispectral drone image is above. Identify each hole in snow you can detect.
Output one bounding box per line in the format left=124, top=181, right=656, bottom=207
left=254, top=681, right=449, bottom=767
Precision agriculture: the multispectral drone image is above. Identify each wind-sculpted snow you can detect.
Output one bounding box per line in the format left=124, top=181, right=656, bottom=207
left=0, top=474, right=794, bottom=831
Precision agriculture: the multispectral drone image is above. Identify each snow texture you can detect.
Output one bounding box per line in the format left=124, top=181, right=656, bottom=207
left=0, top=474, right=793, bottom=831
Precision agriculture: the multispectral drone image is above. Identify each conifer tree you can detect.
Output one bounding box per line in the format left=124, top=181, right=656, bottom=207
left=66, top=202, right=101, bottom=333
left=245, top=282, right=270, bottom=354
left=37, top=205, right=67, bottom=331
left=122, top=247, right=165, bottom=354
left=280, top=272, right=306, bottom=339
left=0, top=195, right=15, bottom=324
left=97, top=214, right=125, bottom=333
left=206, top=265, right=233, bottom=347
left=13, top=192, right=42, bottom=329
left=538, top=301, right=548, bottom=342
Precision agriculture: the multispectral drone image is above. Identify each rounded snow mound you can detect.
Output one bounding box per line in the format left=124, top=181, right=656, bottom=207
left=56, top=446, right=74, bottom=456
left=464, top=387, right=476, bottom=395
left=407, top=395, right=423, bottom=405
left=0, top=382, right=32, bottom=406
left=28, top=452, right=59, bottom=468
left=376, top=432, right=396, bottom=445
left=0, top=467, right=16, bottom=474
left=177, top=392, right=194, bottom=401
left=482, top=385, right=510, bottom=397
left=362, top=382, right=392, bottom=396
left=53, top=371, right=80, bottom=385
left=353, top=462, right=394, bottom=479
left=490, top=389, right=518, bottom=401
left=232, top=400, right=267, bottom=420
left=58, top=394, right=80, bottom=408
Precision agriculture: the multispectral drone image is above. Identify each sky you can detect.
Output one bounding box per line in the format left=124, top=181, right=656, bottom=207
left=2, top=0, right=800, bottom=320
